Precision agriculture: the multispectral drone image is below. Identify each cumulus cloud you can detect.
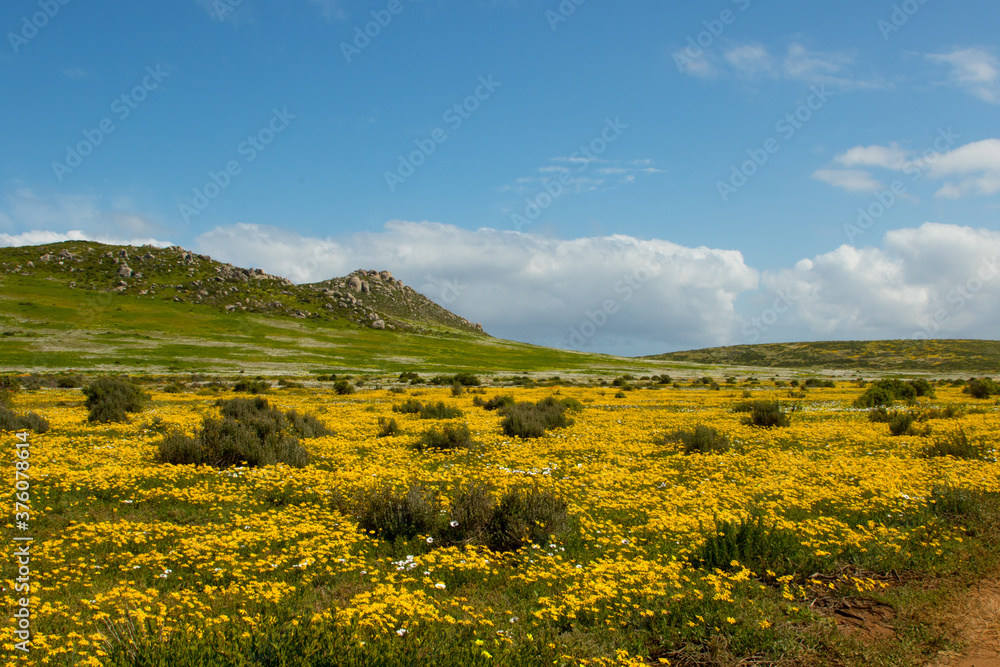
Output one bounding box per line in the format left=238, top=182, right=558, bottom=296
left=193, top=221, right=758, bottom=354
left=926, top=47, right=1000, bottom=104
left=759, top=223, right=1000, bottom=341
left=813, top=136, right=1000, bottom=199
left=0, top=186, right=173, bottom=248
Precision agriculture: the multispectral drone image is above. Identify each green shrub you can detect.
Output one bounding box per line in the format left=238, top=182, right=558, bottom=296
left=83, top=377, right=148, bottom=423
left=333, top=380, right=355, bottom=395
left=693, top=514, right=803, bottom=574
left=482, top=485, right=570, bottom=552
left=453, top=372, right=480, bottom=387
left=393, top=399, right=463, bottom=419
left=473, top=394, right=515, bottom=411
left=232, top=378, right=270, bottom=394
left=500, top=396, right=573, bottom=439
left=157, top=397, right=319, bottom=468
left=0, top=407, right=50, bottom=433
left=740, top=400, right=790, bottom=428
left=910, top=378, right=935, bottom=397
left=398, top=371, right=420, bottom=382
left=278, top=378, right=304, bottom=389
left=162, top=382, right=185, bottom=394
left=377, top=417, right=400, bottom=437
left=450, top=382, right=465, bottom=397
left=287, top=410, right=331, bottom=438
left=0, top=375, right=19, bottom=394
left=416, top=423, right=475, bottom=451
left=965, top=377, right=1000, bottom=399
left=661, top=425, right=730, bottom=454
left=921, top=429, right=984, bottom=460
left=868, top=406, right=891, bottom=423
left=804, top=378, right=836, bottom=388
left=354, top=484, right=439, bottom=542
left=888, top=411, right=916, bottom=436
left=853, top=379, right=918, bottom=408
left=56, top=375, right=82, bottom=389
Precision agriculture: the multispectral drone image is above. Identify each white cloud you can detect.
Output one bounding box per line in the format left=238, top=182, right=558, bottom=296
left=835, top=143, right=909, bottom=170
left=815, top=137, right=1000, bottom=198
left=926, top=47, right=1000, bottom=104
left=811, top=169, right=884, bottom=192
left=0, top=185, right=174, bottom=246
left=0, top=229, right=172, bottom=248
left=760, top=223, right=1000, bottom=340
left=679, top=41, right=882, bottom=90
left=499, top=158, right=661, bottom=196
left=193, top=221, right=758, bottom=354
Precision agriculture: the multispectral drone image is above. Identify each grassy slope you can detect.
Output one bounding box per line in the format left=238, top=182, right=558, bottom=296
left=648, top=339, right=1000, bottom=373
left=0, top=271, right=672, bottom=375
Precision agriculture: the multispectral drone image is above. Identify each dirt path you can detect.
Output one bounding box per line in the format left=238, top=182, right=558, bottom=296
left=932, top=574, right=1000, bottom=667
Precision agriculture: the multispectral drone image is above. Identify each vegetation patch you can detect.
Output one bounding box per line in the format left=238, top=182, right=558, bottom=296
left=500, top=396, right=577, bottom=438
left=660, top=425, right=730, bottom=454
left=82, top=376, right=148, bottom=423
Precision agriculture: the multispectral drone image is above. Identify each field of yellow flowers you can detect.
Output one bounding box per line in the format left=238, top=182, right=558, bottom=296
left=2, top=379, right=999, bottom=666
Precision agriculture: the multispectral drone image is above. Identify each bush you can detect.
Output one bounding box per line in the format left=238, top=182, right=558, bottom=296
left=453, top=372, right=480, bottom=387
left=56, top=375, right=82, bottom=389
left=398, top=371, right=420, bottom=382
left=377, top=417, right=400, bottom=437
left=416, top=423, right=475, bottom=451
left=157, top=397, right=320, bottom=468
left=162, top=382, right=185, bottom=394
left=450, top=382, right=465, bottom=397
left=853, top=378, right=919, bottom=408
left=965, top=377, right=1000, bottom=399
left=0, top=407, right=50, bottom=433
left=232, top=378, right=270, bottom=394
left=0, top=375, right=19, bottom=394
left=83, top=377, right=147, bottom=423
left=278, top=378, right=304, bottom=389
left=481, top=485, right=570, bottom=552
left=693, top=514, right=803, bottom=574
left=354, top=484, right=439, bottom=542
left=473, top=394, right=515, bottom=411
left=661, top=425, right=730, bottom=454
left=888, top=411, right=916, bottom=436
left=804, top=378, right=836, bottom=388
left=740, top=400, right=790, bottom=428
left=921, top=428, right=984, bottom=460
left=393, top=399, right=462, bottom=419
left=868, top=406, right=891, bottom=423
left=500, top=396, right=573, bottom=439
left=333, top=380, right=355, bottom=395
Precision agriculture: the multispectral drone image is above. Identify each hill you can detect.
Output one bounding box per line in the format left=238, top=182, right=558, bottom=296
left=0, top=241, right=669, bottom=376
left=647, top=339, right=1000, bottom=373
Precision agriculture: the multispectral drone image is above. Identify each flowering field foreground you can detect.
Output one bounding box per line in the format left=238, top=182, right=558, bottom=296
left=2, top=381, right=1000, bottom=666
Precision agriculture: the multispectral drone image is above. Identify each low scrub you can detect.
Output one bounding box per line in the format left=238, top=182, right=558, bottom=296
left=472, top=394, right=515, bottom=411
left=965, top=377, right=1000, bottom=399
left=376, top=416, right=400, bottom=437
left=83, top=377, right=148, bottom=423
left=447, top=482, right=570, bottom=552
left=921, top=429, right=985, bottom=460
left=0, top=407, right=50, bottom=433
left=157, top=397, right=323, bottom=468
left=333, top=380, right=355, bottom=395
left=853, top=378, right=927, bottom=408
left=888, top=411, right=916, bottom=436
left=661, top=425, right=730, bottom=454
left=738, top=400, right=790, bottom=428
left=392, top=399, right=463, bottom=420
left=500, top=396, right=575, bottom=438
left=232, top=378, right=270, bottom=394
left=354, top=484, right=439, bottom=542
left=693, top=514, right=803, bottom=574
left=415, top=423, right=475, bottom=451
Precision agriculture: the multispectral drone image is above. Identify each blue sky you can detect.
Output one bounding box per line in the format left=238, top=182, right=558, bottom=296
left=2, top=0, right=999, bottom=355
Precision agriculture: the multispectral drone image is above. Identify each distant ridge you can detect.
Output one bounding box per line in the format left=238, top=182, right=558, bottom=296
left=647, top=340, right=1000, bottom=373
left=0, top=241, right=485, bottom=336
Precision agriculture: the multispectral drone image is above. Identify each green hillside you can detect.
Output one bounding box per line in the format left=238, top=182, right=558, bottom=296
left=648, top=339, right=1000, bottom=373
left=0, top=241, right=669, bottom=376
